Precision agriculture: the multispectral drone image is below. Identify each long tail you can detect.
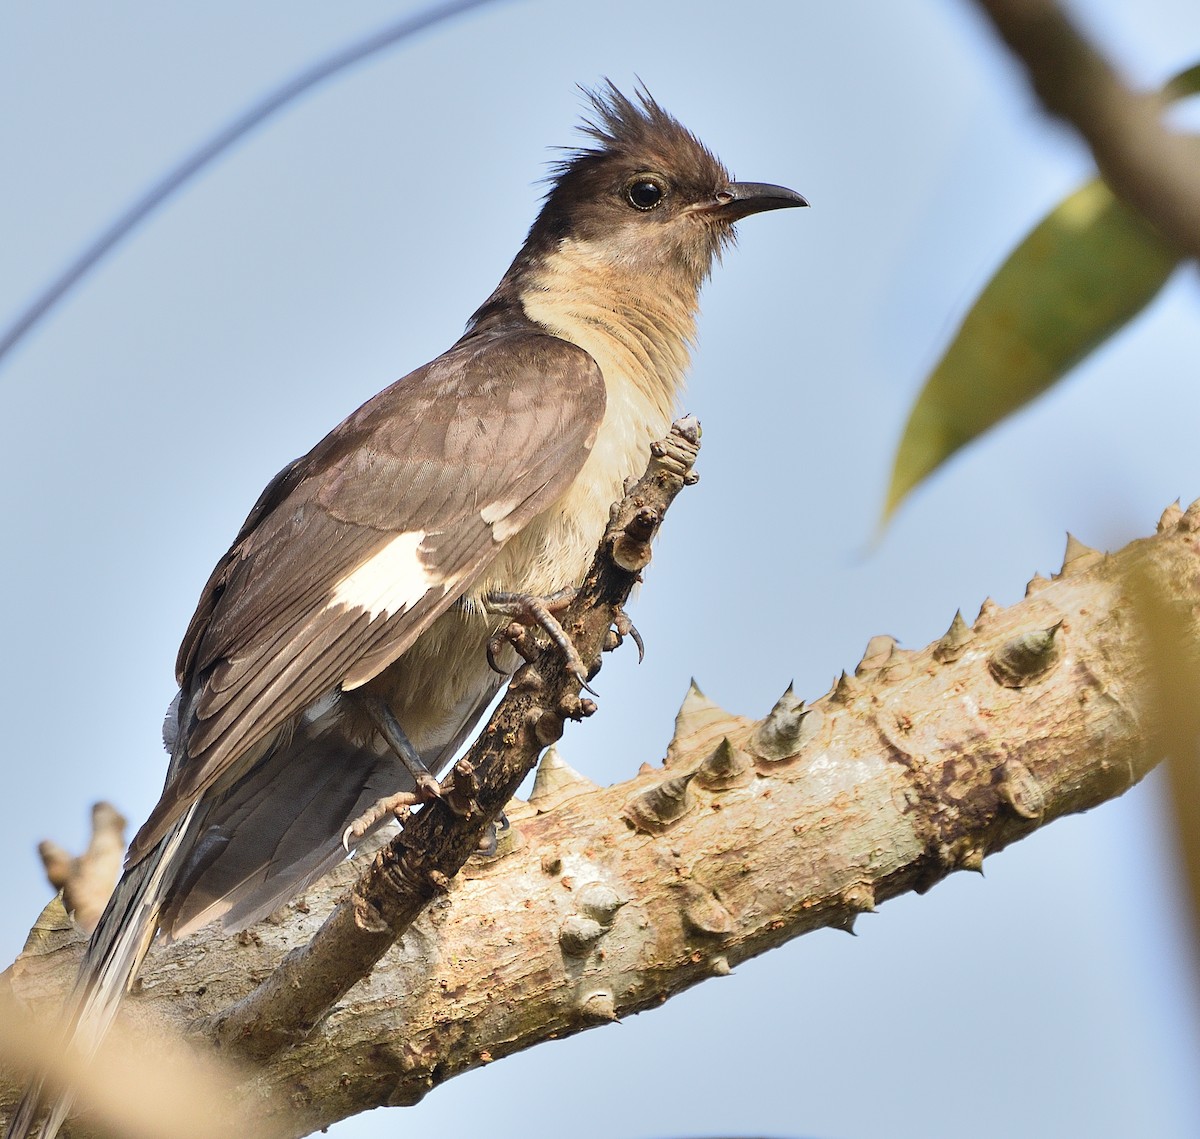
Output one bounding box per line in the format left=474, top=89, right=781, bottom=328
left=7, top=679, right=499, bottom=1135
left=162, top=720, right=421, bottom=938
left=5, top=805, right=198, bottom=1139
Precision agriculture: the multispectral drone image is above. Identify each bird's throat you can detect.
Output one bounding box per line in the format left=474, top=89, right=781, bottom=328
left=518, top=236, right=698, bottom=423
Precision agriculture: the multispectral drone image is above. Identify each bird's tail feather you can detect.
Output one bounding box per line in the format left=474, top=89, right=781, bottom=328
left=5, top=804, right=199, bottom=1139
left=162, top=724, right=413, bottom=938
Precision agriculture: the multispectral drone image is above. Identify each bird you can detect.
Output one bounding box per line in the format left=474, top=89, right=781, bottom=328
left=5, top=82, right=806, bottom=1138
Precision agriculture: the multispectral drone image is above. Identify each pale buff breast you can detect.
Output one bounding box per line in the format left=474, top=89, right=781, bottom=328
left=470, top=236, right=696, bottom=602
left=371, top=238, right=700, bottom=755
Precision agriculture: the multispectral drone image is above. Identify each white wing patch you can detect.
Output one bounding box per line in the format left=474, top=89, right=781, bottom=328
left=481, top=497, right=525, bottom=543
left=327, top=530, right=434, bottom=619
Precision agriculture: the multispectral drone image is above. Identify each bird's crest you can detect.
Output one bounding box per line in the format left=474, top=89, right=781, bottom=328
left=548, top=81, right=730, bottom=198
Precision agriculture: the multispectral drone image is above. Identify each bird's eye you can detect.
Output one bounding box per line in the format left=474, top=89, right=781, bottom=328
left=626, top=178, right=665, bottom=211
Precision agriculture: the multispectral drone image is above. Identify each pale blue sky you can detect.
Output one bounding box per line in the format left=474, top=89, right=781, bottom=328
left=3, top=3, right=1200, bottom=1137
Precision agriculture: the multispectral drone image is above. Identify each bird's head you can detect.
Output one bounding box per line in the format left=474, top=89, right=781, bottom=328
left=523, top=83, right=807, bottom=287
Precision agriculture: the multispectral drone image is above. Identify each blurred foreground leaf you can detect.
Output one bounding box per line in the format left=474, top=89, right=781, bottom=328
left=1164, top=61, right=1200, bottom=100
left=885, top=182, right=1179, bottom=520
left=1127, top=553, right=1200, bottom=978
left=883, top=60, right=1200, bottom=523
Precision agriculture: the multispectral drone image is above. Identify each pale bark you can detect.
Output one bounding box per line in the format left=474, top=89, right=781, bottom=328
left=4, top=499, right=1195, bottom=1138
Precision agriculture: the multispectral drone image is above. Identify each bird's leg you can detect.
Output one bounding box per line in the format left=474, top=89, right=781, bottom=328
left=339, top=694, right=444, bottom=850
left=355, top=693, right=442, bottom=799
left=485, top=588, right=599, bottom=694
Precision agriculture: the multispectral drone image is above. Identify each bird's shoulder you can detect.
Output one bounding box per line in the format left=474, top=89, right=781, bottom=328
left=175, top=326, right=605, bottom=686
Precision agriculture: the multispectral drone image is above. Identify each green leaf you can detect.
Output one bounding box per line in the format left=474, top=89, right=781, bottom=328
left=1163, top=61, right=1200, bottom=101
left=885, top=182, right=1179, bottom=519
left=883, top=58, right=1198, bottom=523
left=888, top=183, right=1176, bottom=520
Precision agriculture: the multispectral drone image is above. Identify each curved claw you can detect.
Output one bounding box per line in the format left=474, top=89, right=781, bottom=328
left=487, top=588, right=598, bottom=697
left=621, top=614, right=645, bottom=662
left=629, top=624, right=645, bottom=663
left=486, top=635, right=507, bottom=675
left=612, top=606, right=645, bottom=663
left=573, top=666, right=600, bottom=698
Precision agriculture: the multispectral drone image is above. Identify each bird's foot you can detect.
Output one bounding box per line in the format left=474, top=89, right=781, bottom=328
left=342, top=790, right=419, bottom=850
left=485, top=588, right=597, bottom=694
left=604, top=604, right=645, bottom=662
left=474, top=811, right=510, bottom=857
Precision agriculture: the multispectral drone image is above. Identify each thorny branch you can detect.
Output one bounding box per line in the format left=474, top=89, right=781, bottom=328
left=5, top=496, right=1196, bottom=1137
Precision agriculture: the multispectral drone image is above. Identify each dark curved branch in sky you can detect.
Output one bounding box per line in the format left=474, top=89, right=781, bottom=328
left=0, top=0, right=505, bottom=370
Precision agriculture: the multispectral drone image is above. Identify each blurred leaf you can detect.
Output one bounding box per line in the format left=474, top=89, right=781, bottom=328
left=1126, top=557, right=1200, bottom=977
left=1163, top=61, right=1200, bottom=100
left=883, top=56, right=1200, bottom=523
left=884, top=183, right=1179, bottom=519
left=1166, top=749, right=1200, bottom=974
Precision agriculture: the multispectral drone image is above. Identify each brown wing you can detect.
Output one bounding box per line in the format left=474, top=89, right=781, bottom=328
left=134, top=329, right=604, bottom=856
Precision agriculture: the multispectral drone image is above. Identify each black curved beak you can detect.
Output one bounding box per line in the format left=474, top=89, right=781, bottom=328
left=707, top=181, right=809, bottom=221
